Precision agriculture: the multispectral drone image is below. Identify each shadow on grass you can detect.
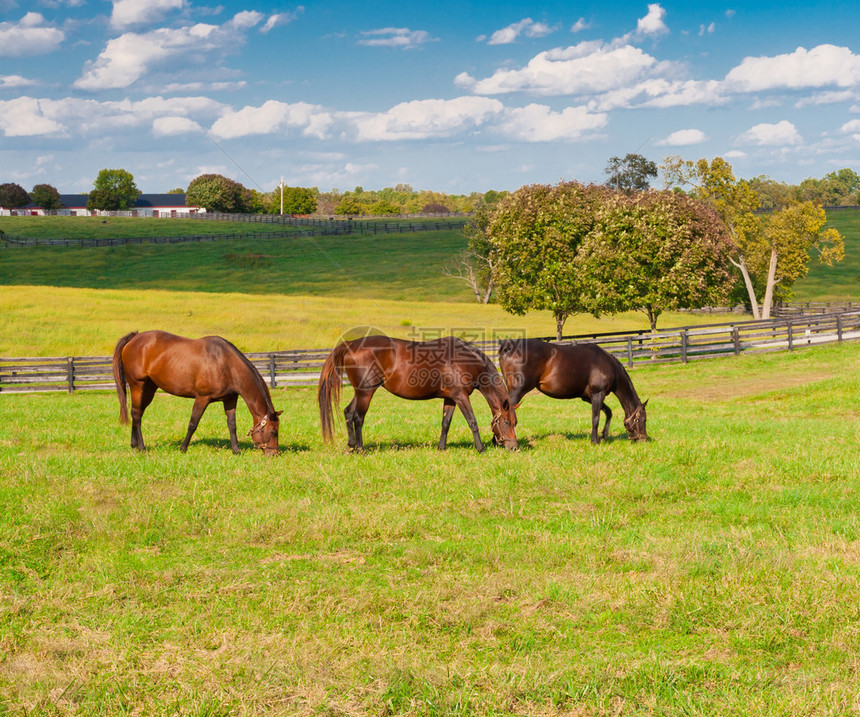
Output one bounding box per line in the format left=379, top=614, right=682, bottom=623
left=166, top=438, right=314, bottom=454
left=519, top=430, right=641, bottom=447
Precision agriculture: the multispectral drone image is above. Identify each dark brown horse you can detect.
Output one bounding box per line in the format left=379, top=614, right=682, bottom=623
left=112, top=330, right=281, bottom=455
left=498, top=338, right=647, bottom=443
left=318, top=335, right=517, bottom=452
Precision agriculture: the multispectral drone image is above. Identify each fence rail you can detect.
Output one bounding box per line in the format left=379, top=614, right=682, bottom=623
left=2, top=311, right=858, bottom=395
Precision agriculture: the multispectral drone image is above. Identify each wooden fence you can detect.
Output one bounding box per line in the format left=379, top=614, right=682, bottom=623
left=0, top=215, right=469, bottom=249
left=2, top=311, right=858, bottom=395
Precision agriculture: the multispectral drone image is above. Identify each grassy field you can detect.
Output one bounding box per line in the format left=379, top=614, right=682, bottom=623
left=1, top=210, right=859, bottom=714
left=791, top=209, right=860, bottom=302
left=0, top=229, right=472, bottom=302
left=1, top=210, right=858, bottom=304
left=1, top=341, right=859, bottom=714
left=0, top=215, right=308, bottom=240
left=0, top=285, right=738, bottom=357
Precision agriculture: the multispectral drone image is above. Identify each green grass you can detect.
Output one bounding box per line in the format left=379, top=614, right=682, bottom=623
left=0, top=215, right=306, bottom=240
left=0, top=284, right=742, bottom=356
left=1, top=341, right=858, bottom=714
left=2, top=210, right=857, bottom=303
left=0, top=229, right=471, bottom=301
left=790, top=209, right=860, bottom=302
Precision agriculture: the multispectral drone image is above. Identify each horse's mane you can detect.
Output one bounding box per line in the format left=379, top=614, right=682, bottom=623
left=604, top=347, right=641, bottom=407
left=220, top=337, right=275, bottom=414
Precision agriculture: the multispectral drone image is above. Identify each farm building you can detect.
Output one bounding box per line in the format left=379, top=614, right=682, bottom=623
left=6, top=193, right=202, bottom=217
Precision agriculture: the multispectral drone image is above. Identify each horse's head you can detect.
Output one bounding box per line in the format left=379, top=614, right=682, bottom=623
left=249, top=410, right=282, bottom=455
left=623, top=400, right=648, bottom=441
left=491, top=398, right=518, bottom=451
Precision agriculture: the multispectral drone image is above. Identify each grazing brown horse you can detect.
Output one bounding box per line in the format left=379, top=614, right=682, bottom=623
left=112, top=330, right=281, bottom=455
left=498, top=338, right=647, bottom=443
left=318, top=335, right=517, bottom=452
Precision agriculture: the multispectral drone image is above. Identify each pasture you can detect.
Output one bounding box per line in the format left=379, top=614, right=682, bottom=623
left=1, top=213, right=859, bottom=714
left=791, top=209, right=860, bottom=302
left=1, top=341, right=859, bottom=714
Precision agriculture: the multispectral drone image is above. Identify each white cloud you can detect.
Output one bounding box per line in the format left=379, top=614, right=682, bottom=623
left=152, top=116, right=203, bottom=136
left=0, top=94, right=226, bottom=138
left=0, top=97, right=65, bottom=136
left=230, top=11, right=264, bottom=30
left=636, top=4, right=668, bottom=37
left=357, top=28, right=436, bottom=50
left=839, top=119, right=860, bottom=143
left=352, top=97, right=504, bottom=141
left=486, top=18, right=554, bottom=45
left=0, top=13, right=64, bottom=57
left=699, top=22, right=715, bottom=36
left=74, top=13, right=260, bottom=90
left=456, top=41, right=660, bottom=96
left=737, top=120, right=802, bottom=146
left=725, top=44, right=860, bottom=92
left=0, top=75, right=38, bottom=88
left=210, top=100, right=333, bottom=140
left=795, top=90, right=857, bottom=108
left=261, top=8, right=303, bottom=34
left=657, top=128, right=707, bottom=146
left=497, top=103, right=607, bottom=142
left=571, top=18, right=590, bottom=33
left=110, top=0, right=184, bottom=30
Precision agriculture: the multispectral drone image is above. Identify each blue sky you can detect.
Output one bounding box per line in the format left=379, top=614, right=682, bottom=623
left=2, top=0, right=860, bottom=195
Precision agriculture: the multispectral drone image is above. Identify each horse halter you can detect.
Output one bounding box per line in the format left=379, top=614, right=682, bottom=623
left=248, top=416, right=271, bottom=438
left=623, top=406, right=638, bottom=426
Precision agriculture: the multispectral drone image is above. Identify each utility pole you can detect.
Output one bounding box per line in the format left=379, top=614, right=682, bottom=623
left=279, top=176, right=285, bottom=215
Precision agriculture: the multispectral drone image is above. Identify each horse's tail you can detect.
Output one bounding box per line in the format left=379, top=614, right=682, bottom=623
left=112, top=332, right=137, bottom=424
left=318, top=342, right=349, bottom=442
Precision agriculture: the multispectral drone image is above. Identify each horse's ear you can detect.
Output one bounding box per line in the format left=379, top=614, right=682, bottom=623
left=642, top=399, right=649, bottom=409
left=272, top=410, right=283, bottom=419
left=512, top=401, right=521, bottom=410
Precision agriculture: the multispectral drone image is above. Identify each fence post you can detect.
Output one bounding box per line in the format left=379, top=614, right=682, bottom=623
left=66, top=357, right=75, bottom=394
left=787, top=320, right=794, bottom=351
left=680, top=330, right=688, bottom=364
left=268, top=354, right=276, bottom=388
left=626, top=337, right=633, bottom=368
left=837, top=314, right=843, bottom=342
left=732, top=326, right=740, bottom=356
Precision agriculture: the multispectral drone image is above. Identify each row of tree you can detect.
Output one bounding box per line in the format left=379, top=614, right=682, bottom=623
left=0, top=182, right=63, bottom=211
left=4, top=162, right=858, bottom=216
left=457, top=157, right=845, bottom=336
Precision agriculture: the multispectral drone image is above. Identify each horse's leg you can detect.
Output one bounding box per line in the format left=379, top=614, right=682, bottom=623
left=453, top=393, right=485, bottom=453
left=223, top=394, right=239, bottom=454
left=180, top=395, right=211, bottom=453
left=344, top=396, right=359, bottom=449
left=438, top=398, right=456, bottom=450
left=600, top=402, right=612, bottom=441
left=129, top=379, right=157, bottom=451
left=590, top=392, right=607, bottom=444
left=346, top=388, right=376, bottom=452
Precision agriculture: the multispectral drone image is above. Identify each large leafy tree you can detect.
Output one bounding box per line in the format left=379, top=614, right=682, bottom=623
left=278, top=186, right=318, bottom=215
left=186, top=174, right=253, bottom=213
left=30, top=183, right=63, bottom=210
left=753, top=202, right=844, bottom=316
left=662, top=156, right=844, bottom=319
left=0, top=182, right=31, bottom=209
left=581, top=191, right=736, bottom=330
left=87, top=168, right=139, bottom=211
left=488, top=182, right=613, bottom=339
left=605, top=153, right=658, bottom=193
